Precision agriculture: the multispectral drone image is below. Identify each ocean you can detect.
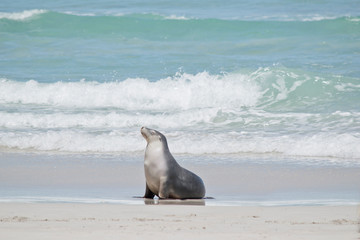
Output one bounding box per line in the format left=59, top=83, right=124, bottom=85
left=0, top=1, right=359, bottom=205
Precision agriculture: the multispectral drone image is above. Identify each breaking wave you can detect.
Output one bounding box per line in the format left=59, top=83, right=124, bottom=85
left=0, top=68, right=359, bottom=162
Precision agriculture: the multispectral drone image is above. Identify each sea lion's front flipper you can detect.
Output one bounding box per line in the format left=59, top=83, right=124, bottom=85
left=143, top=183, right=155, bottom=199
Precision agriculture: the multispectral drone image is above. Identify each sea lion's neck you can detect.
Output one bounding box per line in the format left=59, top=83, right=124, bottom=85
left=145, top=141, right=164, bottom=159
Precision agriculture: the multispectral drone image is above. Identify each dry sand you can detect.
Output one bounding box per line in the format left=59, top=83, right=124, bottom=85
left=0, top=203, right=359, bottom=240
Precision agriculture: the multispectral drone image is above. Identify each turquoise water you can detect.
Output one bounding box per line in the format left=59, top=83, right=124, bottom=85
left=1, top=8, right=360, bottom=81
left=1, top=1, right=360, bottom=164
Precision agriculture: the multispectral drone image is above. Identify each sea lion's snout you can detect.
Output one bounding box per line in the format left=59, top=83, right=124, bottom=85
left=141, top=126, right=152, bottom=141
left=140, top=126, right=147, bottom=138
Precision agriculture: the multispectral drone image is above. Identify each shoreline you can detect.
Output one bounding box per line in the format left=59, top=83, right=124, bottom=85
left=0, top=203, right=359, bottom=240
left=0, top=195, right=359, bottom=207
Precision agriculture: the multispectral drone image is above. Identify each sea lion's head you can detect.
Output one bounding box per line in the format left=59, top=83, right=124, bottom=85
left=141, top=127, right=167, bottom=146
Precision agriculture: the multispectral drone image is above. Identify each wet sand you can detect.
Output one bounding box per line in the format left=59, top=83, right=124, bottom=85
left=1, top=152, right=359, bottom=205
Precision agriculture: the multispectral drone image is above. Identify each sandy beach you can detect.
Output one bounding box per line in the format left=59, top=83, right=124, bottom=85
left=1, top=153, right=359, bottom=239
left=0, top=203, right=359, bottom=240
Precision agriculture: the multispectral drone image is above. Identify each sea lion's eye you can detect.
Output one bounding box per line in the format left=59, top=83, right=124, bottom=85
left=158, top=137, right=162, bottom=142
left=150, top=130, right=155, bottom=135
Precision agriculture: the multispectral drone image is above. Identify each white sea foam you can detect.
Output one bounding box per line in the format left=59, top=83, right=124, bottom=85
left=163, top=14, right=191, bottom=20
left=334, top=82, right=360, bottom=92
left=301, top=15, right=338, bottom=22
left=62, top=11, right=96, bottom=17
left=1, top=104, right=359, bottom=160
left=0, top=70, right=359, bottom=162
left=0, top=72, right=261, bottom=110
left=0, top=109, right=220, bottom=129
left=239, top=14, right=340, bottom=22
left=170, top=132, right=360, bottom=160
left=0, top=9, right=47, bottom=21
left=348, top=17, right=360, bottom=22
left=1, top=127, right=359, bottom=162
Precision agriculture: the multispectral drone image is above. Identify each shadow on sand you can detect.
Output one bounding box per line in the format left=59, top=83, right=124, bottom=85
left=133, top=196, right=214, bottom=206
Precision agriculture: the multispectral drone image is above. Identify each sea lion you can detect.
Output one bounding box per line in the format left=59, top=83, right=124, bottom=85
left=140, top=127, right=206, bottom=199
